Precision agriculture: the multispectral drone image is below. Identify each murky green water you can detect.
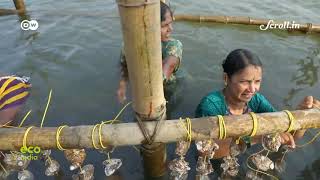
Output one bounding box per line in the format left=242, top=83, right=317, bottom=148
left=0, top=0, right=319, bottom=179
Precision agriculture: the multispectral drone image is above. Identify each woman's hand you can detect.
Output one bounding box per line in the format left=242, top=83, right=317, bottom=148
left=279, top=132, right=296, bottom=149
left=117, top=80, right=127, bottom=104
left=292, top=96, right=320, bottom=140
left=297, top=96, right=320, bottom=110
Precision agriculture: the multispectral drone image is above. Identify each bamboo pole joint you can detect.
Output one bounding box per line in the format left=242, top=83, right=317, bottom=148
left=116, top=0, right=158, bottom=7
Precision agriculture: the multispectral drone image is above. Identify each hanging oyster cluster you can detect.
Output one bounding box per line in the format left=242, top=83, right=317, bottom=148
left=221, top=155, right=240, bottom=177
left=64, top=149, right=86, bottom=171
left=18, top=170, right=34, bottom=180
left=168, top=141, right=191, bottom=180
left=99, top=147, right=122, bottom=176
left=251, top=154, right=274, bottom=171
left=220, top=140, right=244, bottom=177
left=195, top=139, right=219, bottom=177
left=3, top=152, right=30, bottom=171
left=72, top=164, right=95, bottom=180
left=246, top=133, right=283, bottom=179
left=2, top=151, right=34, bottom=180
left=40, top=150, right=60, bottom=177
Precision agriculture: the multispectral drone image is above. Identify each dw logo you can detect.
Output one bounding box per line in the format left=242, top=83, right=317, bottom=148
left=20, top=20, right=39, bottom=31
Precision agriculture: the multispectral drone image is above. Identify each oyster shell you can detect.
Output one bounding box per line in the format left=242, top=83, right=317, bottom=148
left=262, top=134, right=281, bottom=152
left=251, top=154, right=274, bottom=171
left=45, top=158, right=60, bottom=176
left=246, top=170, right=263, bottom=180
left=3, top=152, right=30, bottom=171
left=175, top=141, right=190, bottom=157
left=72, top=164, right=94, bottom=180
left=221, top=156, right=239, bottom=177
left=195, top=140, right=219, bottom=159
left=64, top=149, right=86, bottom=171
left=168, top=157, right=190, bottom=180
left=103, top=159, right=122, bottom=176
left=18, top=170, right=34, bottom=180
left=196, top=156, right=213, bottom=176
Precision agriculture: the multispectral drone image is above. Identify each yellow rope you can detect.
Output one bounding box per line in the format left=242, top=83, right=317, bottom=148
left=283, top=110, right=295, bottom=133
left=249, top=112, right=258, bottom=137
left=98, top=121, right=108, bottom=149
left=217, top=115, right=227, bottom=139
left=91, top=124, right=100, bottom=149
left=108, top=102, right=132, bottom=124
left=132, top=145, right=140, bottom=153
left=22, top=126, right=33, bottom=148
left=56, top=125, right=67, bottom=150
left=1, top=120, right=13, bottom=127
left=178, top=117, right=192, bottom=143
left=46, top=154, right=53, bottom=164
left=91, top=102, right=131, bottom=149
left=41, top=89, right=52, bottom=128
left=246, top=148, right=279, bottom=180
left=19, top=110, right=32, bottom=127
left=297, top=130, right=320, bottom=148
left=0, top=162, right=8, bottom=175
left=107, top=152, right=111, bottom=162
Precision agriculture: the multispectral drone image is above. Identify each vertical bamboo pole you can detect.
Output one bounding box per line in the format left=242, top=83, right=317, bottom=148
left=116, top=0, right=167, bottom=178
left=13, top=0, right=26, bottom=13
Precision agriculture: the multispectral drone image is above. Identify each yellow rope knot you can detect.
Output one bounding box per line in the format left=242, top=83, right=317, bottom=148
left=283, top=110, right=295, bottom=133
left=217, top=115, right=227, bottom=139
left=23, top=126, right=34, bottom=148
left=178, top=117, right=192, bottom=143
left=56, top=125, right=67, bottom=150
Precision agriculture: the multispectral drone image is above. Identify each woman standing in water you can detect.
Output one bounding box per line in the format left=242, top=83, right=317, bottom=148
left=117, top=1, right=183, bottom=103
left=195, top=49, right=320, bottom=158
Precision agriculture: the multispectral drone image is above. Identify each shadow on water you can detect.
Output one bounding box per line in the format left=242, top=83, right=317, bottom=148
left=283, top=48, right=320, bottom=108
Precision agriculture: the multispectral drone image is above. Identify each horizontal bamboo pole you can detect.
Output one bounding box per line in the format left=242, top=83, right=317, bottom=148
left=174, top=14, right=320, bottom=33
left=0, top=109, right=319, bottom=151
left=0, top=8, right=22, bottom=16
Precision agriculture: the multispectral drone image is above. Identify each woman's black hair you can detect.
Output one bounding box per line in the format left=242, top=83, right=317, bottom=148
left=222, top=49, right=263, bottom=77
left=160, top=2, right=173, bottom=22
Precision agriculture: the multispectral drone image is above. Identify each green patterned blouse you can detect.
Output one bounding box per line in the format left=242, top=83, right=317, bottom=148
left=120, top=38, right=183, bottom=83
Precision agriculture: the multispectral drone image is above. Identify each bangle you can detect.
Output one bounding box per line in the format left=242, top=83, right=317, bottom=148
left=241, top=136, right=252, bottom=148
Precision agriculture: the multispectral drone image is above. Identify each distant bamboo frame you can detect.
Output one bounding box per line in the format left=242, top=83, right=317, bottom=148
left=174, top=14, right=320, bottom=33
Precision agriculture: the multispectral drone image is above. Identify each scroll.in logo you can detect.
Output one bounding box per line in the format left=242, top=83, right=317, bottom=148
left=20, top=20, right=39, bottom=31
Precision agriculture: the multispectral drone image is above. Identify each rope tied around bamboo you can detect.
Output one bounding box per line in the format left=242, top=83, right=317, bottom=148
left=135, top=108, right=166, bottom=145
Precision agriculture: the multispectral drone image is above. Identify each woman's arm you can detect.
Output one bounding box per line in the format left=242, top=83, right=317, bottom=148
left=117, top=50, right=129, bottom=103
left=162, top=56, right=179, bottom=81
left=0, top=105, right=21, bottom=125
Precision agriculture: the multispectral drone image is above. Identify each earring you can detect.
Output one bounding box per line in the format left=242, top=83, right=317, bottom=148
left=224, top=82, right=228, bottom=87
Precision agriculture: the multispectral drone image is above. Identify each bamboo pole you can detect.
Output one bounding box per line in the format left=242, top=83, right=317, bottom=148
left=0, top=8, right=20, bottom=16
left=13, top=0, right=26, bottom=13
left=174, top=14, right=320, bottom=33
left=116, top=0, right=166, bottom=177
left=0, top=109, right=319, bottom=150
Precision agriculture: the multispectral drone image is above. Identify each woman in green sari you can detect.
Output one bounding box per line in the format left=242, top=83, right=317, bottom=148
left=117, top=2, right=183, bottom=103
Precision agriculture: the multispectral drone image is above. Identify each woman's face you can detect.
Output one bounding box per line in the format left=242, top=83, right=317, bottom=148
left=226, top=65, right=262, bottom=103
left=161, top=10, right=173, bottom=42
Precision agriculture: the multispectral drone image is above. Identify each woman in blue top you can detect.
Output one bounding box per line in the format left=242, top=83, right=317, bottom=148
left=196, top=49, right=319, bottom=158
